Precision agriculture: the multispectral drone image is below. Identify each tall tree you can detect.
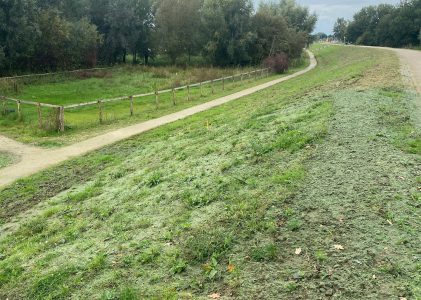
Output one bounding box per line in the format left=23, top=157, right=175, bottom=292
left=345, top=1, right=420, bottom=47
left=0, top=0, right=38, bottom=73
left=154, top=0, right=203, bottom=64
left=259, top=0, right=317, bottom=34
left=201, top=0, right=255, bottom=66
left=333, top=18, right=348, bottom=42
left=105, top=0, right=153, bottom=64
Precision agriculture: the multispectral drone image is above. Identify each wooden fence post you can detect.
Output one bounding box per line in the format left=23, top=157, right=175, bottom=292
left=211, top=79, right=214, bottom=94
left=129, top=96, right=134, bottom=116
left=222, top=77, right=225, bottom=91
left=17, top=100, right=21, bottom=120
left=241, top=73, right=244, bottom=82
left=154, top=84, right=159, bottom=109
left=98, top=100, right=103, bottom=124
left=2, top=97, right=6, bottom=115
left=59, top=106, right=65, bottom=132
left=261, top=69, right=264, bottom=77
left=187, top=79, right=190, bottom=101
left=37, top=102, right=42, bottom=129
left=172, top=88, right=176, bottom=105
left=200, top=82, right=203, bottom=97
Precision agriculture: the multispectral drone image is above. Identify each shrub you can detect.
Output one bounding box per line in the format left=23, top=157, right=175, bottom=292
left=263, top=53, right=289, bottom=74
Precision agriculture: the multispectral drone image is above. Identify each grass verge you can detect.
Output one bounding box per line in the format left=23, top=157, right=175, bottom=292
left=0, top=152, right=16, bottom=169
left=0, top=45, right=420, bottom=299
left=0, top=60, right=307, bottom=147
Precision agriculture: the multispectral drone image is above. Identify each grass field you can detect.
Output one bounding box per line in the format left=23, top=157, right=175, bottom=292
left=1, top=66, right=252, bottom=105
left=0, top=61, right=307, bottom=147
left=0, top=152, right=16, bottom=169
left=0, top=45, right=420, bottom=299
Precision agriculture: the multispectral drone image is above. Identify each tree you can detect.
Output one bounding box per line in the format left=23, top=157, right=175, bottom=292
left=201, top=0, right=255, bottom=66
left=34, top=9, right=72, bottom=70
left=250, top=10, right=289, bottom=63
left=0, top=0, right=39, bottom=73
left=155, top=0, right=203, bottom=64
left=251, top=4, right=307, bottom=61
left=315, top=32, right=328, bottom=40
left=258, top=0, right=317, bottom=34
left=333, top=18, right=348, bottom=42
left=68, top=18, right=101, bottom=67
left=345, top=0, right=421, bottom=48
left=104, top=0, right=153, bottom=64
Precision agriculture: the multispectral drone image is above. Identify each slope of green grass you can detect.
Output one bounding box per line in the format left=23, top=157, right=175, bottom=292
left=0, top=45, right=420, bottom=299
left=0, top=152, right=16, bottom=169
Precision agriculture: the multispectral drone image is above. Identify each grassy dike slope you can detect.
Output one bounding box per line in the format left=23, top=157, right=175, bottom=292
left=0, top=45, right=420, bottom=299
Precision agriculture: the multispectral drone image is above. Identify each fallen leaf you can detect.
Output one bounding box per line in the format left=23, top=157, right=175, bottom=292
left=227, top=263, right=235, bottom=273
left=387, top=220, right=393, bottom=225
left=208, top=293, right=221, bottom=299
left=334, top=244, right=344, bottom=251
left=295, top=248, right=302, bottom=255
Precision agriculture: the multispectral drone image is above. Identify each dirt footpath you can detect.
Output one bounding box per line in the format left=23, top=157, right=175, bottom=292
left=393, top=48, right=421, bottom=93
left=0, top=51, right=317, bottom=188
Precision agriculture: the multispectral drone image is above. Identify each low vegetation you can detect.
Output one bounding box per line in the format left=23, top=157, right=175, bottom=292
left=0, top=57, right=307, bottom=147
left=0, top=152, right=15, bottom=169
left=1, top=45, right=419, bottom=299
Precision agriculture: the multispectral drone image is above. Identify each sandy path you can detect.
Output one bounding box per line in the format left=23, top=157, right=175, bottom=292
left=0, top=51, right=317, bottom=188
left=393, top=48, right=421, bottom=93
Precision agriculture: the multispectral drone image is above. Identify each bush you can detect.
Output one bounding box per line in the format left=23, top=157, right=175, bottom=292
left=263, top=53, right=289, bottom=74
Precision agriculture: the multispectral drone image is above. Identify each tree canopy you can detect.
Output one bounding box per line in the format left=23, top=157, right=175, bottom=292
left=338, top=0, right=421, bottom=47
left=0, top=0, right=317, bottom=75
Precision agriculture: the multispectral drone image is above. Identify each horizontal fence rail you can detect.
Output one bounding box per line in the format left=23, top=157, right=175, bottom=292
left=1, top=68, right=271, bottom=132
left=0, top=67, right=113, bottom=81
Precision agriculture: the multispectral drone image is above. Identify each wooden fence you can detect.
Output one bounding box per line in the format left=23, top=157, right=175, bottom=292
left=0, top=68, right=270, bottom=132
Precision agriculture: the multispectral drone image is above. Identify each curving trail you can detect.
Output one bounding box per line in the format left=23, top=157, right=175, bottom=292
left=0, top=50, right=317, bottom=188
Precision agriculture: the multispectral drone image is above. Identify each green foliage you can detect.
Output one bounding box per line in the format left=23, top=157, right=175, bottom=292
left=0, top=0, right=315, bottom=74
left=259, top=0, right=317, bottom=34
left=345, top=0, right=421, bottom=47
left=250, top=243, right=278, bottom=261
left=155, top=0, right=202, bottom=64
left=333, top=18, right=348, bottom=42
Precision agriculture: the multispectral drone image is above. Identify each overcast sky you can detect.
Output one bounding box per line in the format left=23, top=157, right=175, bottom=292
left=255, top=0, right=401, bottom=34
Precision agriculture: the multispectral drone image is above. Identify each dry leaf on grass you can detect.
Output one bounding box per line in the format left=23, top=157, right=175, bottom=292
left=334, top=244, right=344, bottom=250
left=227, top=263, right=235, bottom=273
left=208, top=293, right=221, bottom=299
left=295, top=248, right=302, bottom=255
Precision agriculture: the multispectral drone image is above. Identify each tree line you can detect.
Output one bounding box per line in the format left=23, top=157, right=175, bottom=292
left=0, top=0, right=317, bottom=75
left=333, top=0, right=421, bottom=48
